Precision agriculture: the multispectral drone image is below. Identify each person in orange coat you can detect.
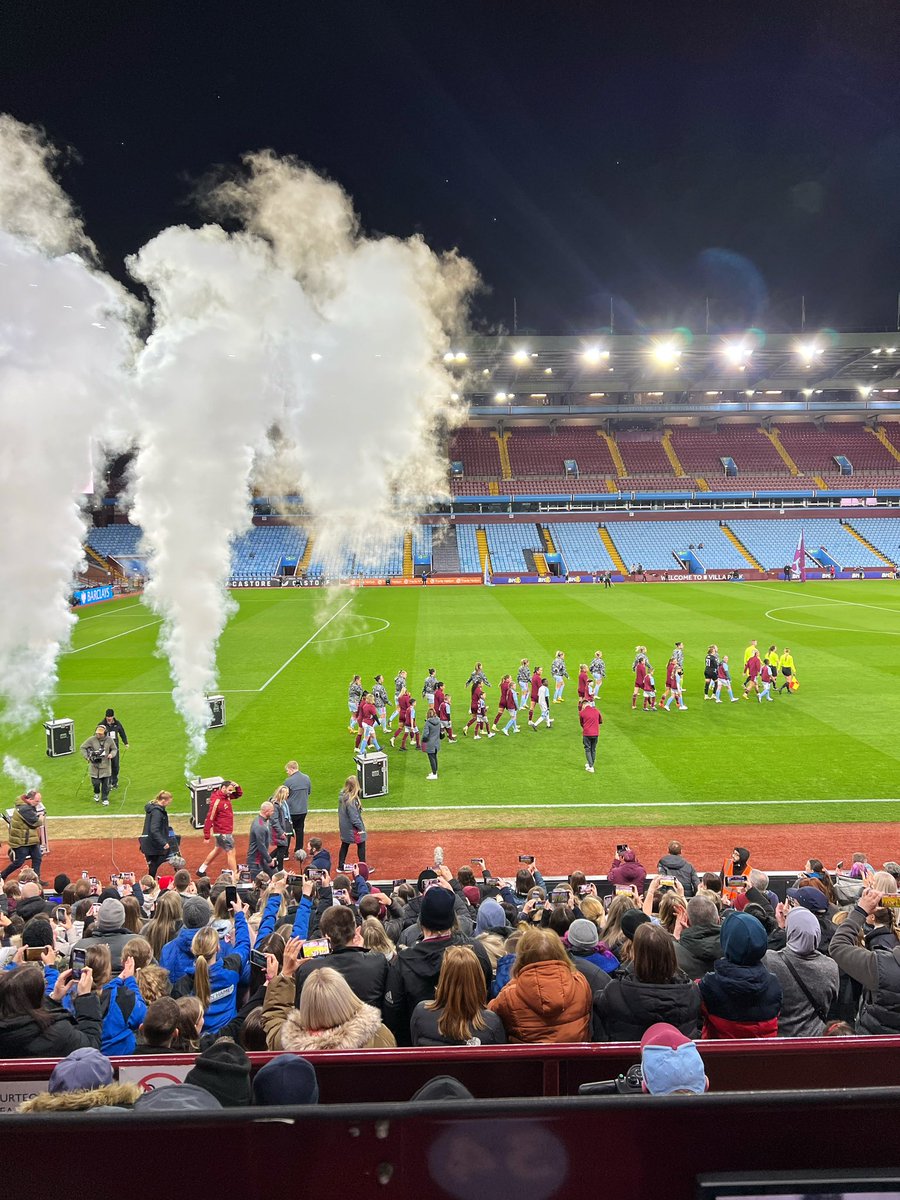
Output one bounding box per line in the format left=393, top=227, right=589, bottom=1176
left=488, top=927, right=592, bottom=1043
left=720, top=846, right=752, bottom=905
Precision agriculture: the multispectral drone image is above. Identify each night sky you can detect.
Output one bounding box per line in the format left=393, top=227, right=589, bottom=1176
left=2, top=0, right=899, bottom=334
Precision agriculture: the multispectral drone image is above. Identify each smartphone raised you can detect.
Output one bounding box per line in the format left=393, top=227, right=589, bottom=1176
left=55, top=906, right=67, bottom=922
left=518, top=855, right=535, bottom=864
left=24, top=947, right=45, bottom=962
left=306, top=868, right=326, bottom=881
left=657, top=877, right=676, bottom=889
left=726, top=875, right=748, bottom=889
left=616, top=844, right=629, bottom=856
left=70, top=948, right=87, bottom=980
left=471, top=858, right=485, bottom=866
left=550, top=889, right=569, bottom=905
left=249, top=949, right=268, bottom=969
left=285, top=874, right=304, bottom=886
left=301, top=939, right=330, bottom=959
left=224, top=885, right=238, bottom=906
left=579, top=884, right=592, bottom=896
left=423, top=877, right=442, bottom=891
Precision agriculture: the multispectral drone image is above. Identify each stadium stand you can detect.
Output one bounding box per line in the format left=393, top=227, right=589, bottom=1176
left=668, top=426, right=791, bottom=476
left=777, top=422, right=899, bottom=476
left=411, top=524, right=433, bottom=562
left=846, top=516, right=900, bottom=563
left=454, top=523, right=483, bottom=572
left=606, top=520, right=750, bottom=572
left=547, top=523, right=618, bottom=572
left=448, top=428, right=503, bottom=477
left=505, top=426, right=617, bottom=477
left=430, top=525, right=462, bottom=573
left=484, top=523, right=545, bottom=572
left=86, top=525, right=143, bottom=558
left=727, top=518, right=887, bottom=569
left=231, top=526, right=309, bottom=579
left=614, top=430, right=675, bottom=477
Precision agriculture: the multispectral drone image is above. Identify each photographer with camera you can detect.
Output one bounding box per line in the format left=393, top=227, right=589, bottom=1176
left=80, top=725, right=118, bottom=807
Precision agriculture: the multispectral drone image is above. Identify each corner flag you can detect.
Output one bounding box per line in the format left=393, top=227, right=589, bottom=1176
left=792, top=529, right=807, bottom=582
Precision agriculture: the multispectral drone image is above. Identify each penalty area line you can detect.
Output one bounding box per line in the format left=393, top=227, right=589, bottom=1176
left=68, top=619, right=162, bottom=655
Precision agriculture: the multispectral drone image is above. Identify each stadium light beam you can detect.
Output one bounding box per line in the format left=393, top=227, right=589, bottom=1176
left=582, top=346, right=609, bottom=365
left=721, top=340, right=752, bottom=367
left=650, top=340, right=681, bottom=367
left=512, top=348, right=530, bottom=364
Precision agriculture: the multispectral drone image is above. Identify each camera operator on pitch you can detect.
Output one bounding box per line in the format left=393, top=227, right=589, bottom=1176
left=80, top=724, right=118, bottom=807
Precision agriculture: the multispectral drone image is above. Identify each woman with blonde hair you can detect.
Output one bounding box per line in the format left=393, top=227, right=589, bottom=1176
left=411, top=945, right=506, bottom=1046
left=121, top=896, right=143, bottom=935
left=337, top=775, right=366, bottom=871
left=361, top=916, right=395, bottom=960
left=600, top=892, right=639, bottom=959
left=170, top=898, right=249, bottom=1033
left=81, top=944, right=147, bottom=1056
left=488, top=927, right=592, bottom=1043
left=143, top=890, right=182, bottom=961
left=263, top=937, right=395, bottom=1051
left=122, top=936, right=170, bottom=1004
left=269, top=785, right=292, bottom=871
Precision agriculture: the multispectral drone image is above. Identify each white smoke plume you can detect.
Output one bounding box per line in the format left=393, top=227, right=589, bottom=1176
left=212, top=152, right=477, bottom=564
left=3, top=756, right=42, bottom=792
left=0, top=117, right=136, bottom=773
left=127, top=225, right=318, bottom=769
left=131, top=153, right=475, bottom=768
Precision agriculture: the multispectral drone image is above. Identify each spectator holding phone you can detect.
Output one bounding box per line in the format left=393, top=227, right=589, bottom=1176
left=337, top=776, right=367, bottom=871
left=69, top=897, right=136, bottom=975
left=0, top=962, right=101, bottom=1057
left=77, top=947, right=147, bottom=1056
left=608, top=847, right=647, bottom=892
left=171, top=899, right=250, bottom=1033
left=830, top=885, right=900, bottom=1034
left=263, top=937, right=396, bottom=1051
left=291, top=904, right=390, bottom=1016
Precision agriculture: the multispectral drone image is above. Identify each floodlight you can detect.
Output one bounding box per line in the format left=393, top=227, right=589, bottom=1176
left=859, top=386, right=873, bottom=397
left=454, top=351, right=468, bottom=363
left=582, top=346, right=605, bottom=365
left=721, top=340, right=751, bottom=366
left=310, top=352, right=322, bottom=362
left=650, top=341, right=681, bottom=366
left=443, top=351, right=454, bottom=362
left=795, top=342, right=822, bottom=361
left=494, top=391, right=507, bottom=401
left=512, top=348, right=530, bottom=364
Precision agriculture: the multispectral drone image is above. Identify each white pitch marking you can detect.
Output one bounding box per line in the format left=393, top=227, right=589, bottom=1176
left=55, top=688, right=260, bottom=697
left=257, top=596, right=355, bottom=691
left=742, top=581, right=900, bottom=618
left=75, top=601, right=143, bottom=623
left=762, top=602, right=900, bottom=636
left=53, top=797, right=900, bottom=820
left=316, top=615, right=391, bottom=644
left=68, top=619, right=162, bottom=655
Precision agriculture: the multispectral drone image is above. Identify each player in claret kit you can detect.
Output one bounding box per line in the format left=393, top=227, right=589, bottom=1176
left=463, top=682, right=486, bottom=737
left=530, top=677, right=553, bottom=730
left=437, top=689, right=456, bottom=742
left=493, top=674, right=514, bottom=729
left=631, top=648, right=649, bottom=711
left=577, top=664, right=590, bottom=711
left=387, top=670, right=407, bottom=729
left=715, top=656, right=739, bottom=703
left=757, top=659, right=775, bottom=703
left=742, top=647, right=762, bottom=699
left=355, top=691, right=381, bottom=754
left=642, top=669, right=657, bottom=711
left=662, top=655, right=687, bottom=711
left=347, top=675, right=363, bottom=732
left=527, top=666, right=543, bottom=723
left=473, top=689, right=494, bottom=740
left=500, top=674, right=520, bottom=735
left=391, top=688, right=418, bottom=750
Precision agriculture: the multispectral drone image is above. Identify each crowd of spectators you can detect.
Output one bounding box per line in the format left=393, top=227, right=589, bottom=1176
left=0, top=839, right=898, bottom=1111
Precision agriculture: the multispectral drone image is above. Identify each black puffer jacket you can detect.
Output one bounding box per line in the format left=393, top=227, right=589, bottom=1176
left=0, top=994, right=103, bottom=1058
left=385, top=934, right=492, bottom=1045
left=675, top=925, right=721, bottom=980
left=595, top=972, right=702, bottom=1041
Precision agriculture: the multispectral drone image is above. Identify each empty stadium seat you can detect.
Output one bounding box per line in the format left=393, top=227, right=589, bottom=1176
left=548, top=524, right=618, bottom=572
left=777, top=422, right=898, bottom=475
left=484, top=523, right=544, bottom=571
left=454, top=524, right=483, bottom=573
left=728, top=518, right=887, bottom=569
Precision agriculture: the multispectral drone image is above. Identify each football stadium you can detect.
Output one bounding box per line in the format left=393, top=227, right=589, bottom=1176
left=3, top=4, right=900, bottom=1193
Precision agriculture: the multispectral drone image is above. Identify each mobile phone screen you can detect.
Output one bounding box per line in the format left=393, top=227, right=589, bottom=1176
left=225, top=886, right=238, bottom=906
left=249, top=949, right=268, bottom=969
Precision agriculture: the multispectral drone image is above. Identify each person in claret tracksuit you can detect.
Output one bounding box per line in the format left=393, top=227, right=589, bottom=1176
left=743, top=648, right=762, bottom=699
left=390, top=689, right=419, bottom=751
left=576, top=664, right=590, bottom=711
left=493, top=675, right=514, bottom=729
left=436, top=689, right=456, bottom=742
left=579, top=697, right=601, bottom=773
left=757, top=660, right=775, bottom=703
left=527, top=667, right=543, bottom=723
left=463, top=682, right=489, bottom=738
left=197, top=781, right=242, bottom=878
left=631, top=651, right=648, bottom=711
left=354, top=692, right=381, bottom=754
left=698, top=911, right=782, bottom=1039
left=500, top=675, right=520, bottom=735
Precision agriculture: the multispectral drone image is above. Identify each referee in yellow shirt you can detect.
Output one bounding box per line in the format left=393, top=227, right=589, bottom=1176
left=778, top=648, right=796, bottom=693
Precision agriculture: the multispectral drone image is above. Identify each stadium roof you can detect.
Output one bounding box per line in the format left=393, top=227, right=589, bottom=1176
left=451, top=333, right=900, bottom=416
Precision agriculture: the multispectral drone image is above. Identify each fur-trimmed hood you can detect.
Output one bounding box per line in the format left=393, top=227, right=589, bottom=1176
left=18, top=1082, right=142, bottom=1113
left=279, top=1002, right=389, bottom=1052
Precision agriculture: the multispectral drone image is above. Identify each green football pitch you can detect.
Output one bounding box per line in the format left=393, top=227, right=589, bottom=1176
left=4, top=580, right=900, bottom=829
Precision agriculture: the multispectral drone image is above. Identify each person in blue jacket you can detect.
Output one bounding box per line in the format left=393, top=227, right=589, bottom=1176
left=171, top=900, right=251, bottom=1034
left=70, top=945, right=147, bottom=1056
